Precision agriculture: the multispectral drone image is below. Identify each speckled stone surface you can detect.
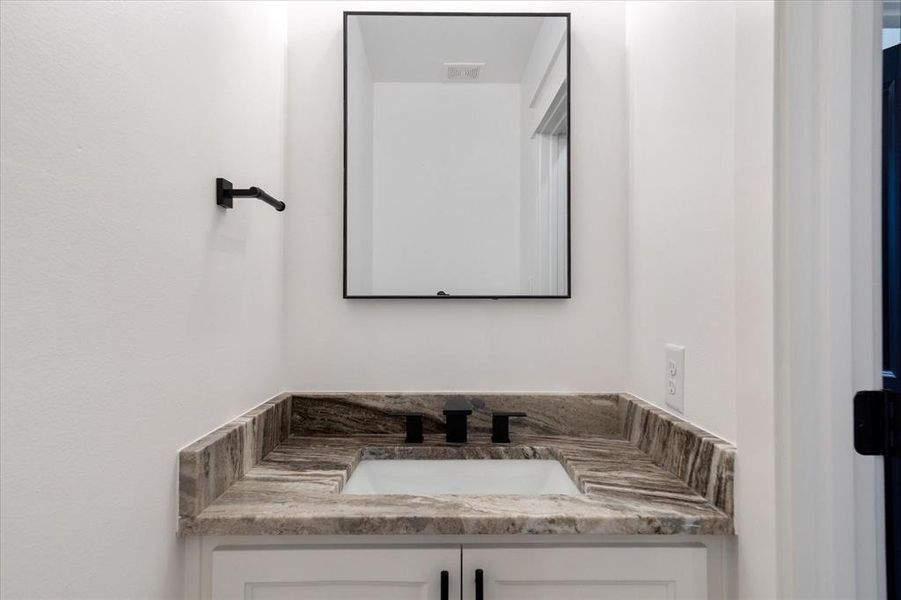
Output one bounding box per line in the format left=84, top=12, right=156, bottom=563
left=177, top=393, right=735, bottom=536
left=618, top=394, right=735, bottom=516
left=291, top=393, right=622, bottom=437
left=178, top=393, right=292, bottom=518
left=178, top=434, right=731, bottom=536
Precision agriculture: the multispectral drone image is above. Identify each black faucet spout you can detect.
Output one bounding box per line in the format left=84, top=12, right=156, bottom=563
left=443, top=398, right=473, bottom=443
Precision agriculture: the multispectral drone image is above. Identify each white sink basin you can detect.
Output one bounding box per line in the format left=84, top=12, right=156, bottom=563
left=341, top=459, right=582, bottom=496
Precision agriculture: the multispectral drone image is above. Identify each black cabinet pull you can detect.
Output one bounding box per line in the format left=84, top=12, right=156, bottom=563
left=475, top=568, right=484, bottom=600
left=440, top=570, right=449, bottom=600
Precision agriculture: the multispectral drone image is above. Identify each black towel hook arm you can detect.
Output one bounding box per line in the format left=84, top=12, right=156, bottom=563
left=216, top=178, right=285, bottom=212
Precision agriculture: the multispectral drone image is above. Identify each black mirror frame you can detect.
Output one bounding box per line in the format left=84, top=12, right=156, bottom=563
left=343, top=11, right=572, bottom=299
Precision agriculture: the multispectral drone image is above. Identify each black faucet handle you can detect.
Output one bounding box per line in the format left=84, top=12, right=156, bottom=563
left=389, top=412, right=424, bottom=444
left=491, top=412, right=527, bottom=444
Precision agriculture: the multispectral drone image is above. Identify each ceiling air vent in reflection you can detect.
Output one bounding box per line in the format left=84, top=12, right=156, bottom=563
left=443, top=62, right=484, bottom=82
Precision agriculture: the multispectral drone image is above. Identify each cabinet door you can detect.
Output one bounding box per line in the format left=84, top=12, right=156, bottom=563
left=212, top=546, right=460, bottom=600
left=462, top=546, right=707, bottom=600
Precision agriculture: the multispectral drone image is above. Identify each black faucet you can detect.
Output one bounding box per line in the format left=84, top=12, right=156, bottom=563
left=443, top=398, right=473, bottom=443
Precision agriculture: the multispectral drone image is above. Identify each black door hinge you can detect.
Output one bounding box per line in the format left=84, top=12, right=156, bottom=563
left=855, top=390, right=901, bottom=456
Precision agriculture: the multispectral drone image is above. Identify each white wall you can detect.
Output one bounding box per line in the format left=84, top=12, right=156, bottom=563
left=371, top=82, right=521, bottom=295
left=346, top=16, right=375, bottom=294
left=285, top=0, right=628, bottom=390
left=774, top=2, right=885, bottom=597
left=733, top=2, right=777, bottom=598
left=0, top=2, right=784, bottom=598
left=626, top=2, right=779, bottom=597
left=625, top=0, right=738, bottom=442
left=0, top=2, right=286, bottom=598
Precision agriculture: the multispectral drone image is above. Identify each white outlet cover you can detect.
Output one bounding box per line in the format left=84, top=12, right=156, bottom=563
left=665, top=344, right=685, bottom=413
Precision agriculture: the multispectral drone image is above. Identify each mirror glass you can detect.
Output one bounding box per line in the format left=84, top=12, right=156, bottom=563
left=345, top=13, right=570, bottom=298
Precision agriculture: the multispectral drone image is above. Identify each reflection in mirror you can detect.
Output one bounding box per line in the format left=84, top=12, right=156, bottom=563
left=345, top=13, right=569, bottom=298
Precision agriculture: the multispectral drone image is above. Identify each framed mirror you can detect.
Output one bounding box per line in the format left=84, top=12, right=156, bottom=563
left=344, top=12, right=570, bottom=298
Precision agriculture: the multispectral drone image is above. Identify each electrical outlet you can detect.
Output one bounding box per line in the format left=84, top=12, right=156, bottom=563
left=665, top=344, right=685, bottom=413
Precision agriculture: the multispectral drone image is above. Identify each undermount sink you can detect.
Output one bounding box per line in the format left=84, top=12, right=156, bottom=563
left=340, top=459, right=582, bottom=496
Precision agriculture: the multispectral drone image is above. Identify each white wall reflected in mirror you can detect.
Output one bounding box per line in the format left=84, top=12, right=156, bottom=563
left=345, top=13, right=569, bottom=297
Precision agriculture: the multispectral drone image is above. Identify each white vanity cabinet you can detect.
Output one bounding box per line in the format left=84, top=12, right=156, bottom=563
left=201, top=541, right=709, bottom=600
left=211, top=547, right=460, bottom=600
left=462, top=546, right=707, bottom=600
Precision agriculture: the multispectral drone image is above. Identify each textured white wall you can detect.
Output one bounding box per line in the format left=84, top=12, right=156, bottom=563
left=733, top=2, right=777, bottom=597
left=285, top=0, right=628, bottom=391
left=774, top=2, right=885, bottom=597
left=0, top=2, right=782, bottom=597
left=625, top=0, right=739, bottom=442
left=0, top=2, right=286, bottom=598
left=626, top=2, right=778, bottom=597
left=370, top=82, right=521, bottom=295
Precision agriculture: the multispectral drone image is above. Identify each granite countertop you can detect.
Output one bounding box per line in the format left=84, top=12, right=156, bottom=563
left=179, top=433, right=731, bottom=536
left=177, top=393, right=735, bottom=536
left=177, top=393, right=735, bottom=537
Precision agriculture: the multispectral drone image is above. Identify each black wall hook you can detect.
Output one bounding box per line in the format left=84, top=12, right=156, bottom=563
left=216, top=178, right=285, bottom=212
